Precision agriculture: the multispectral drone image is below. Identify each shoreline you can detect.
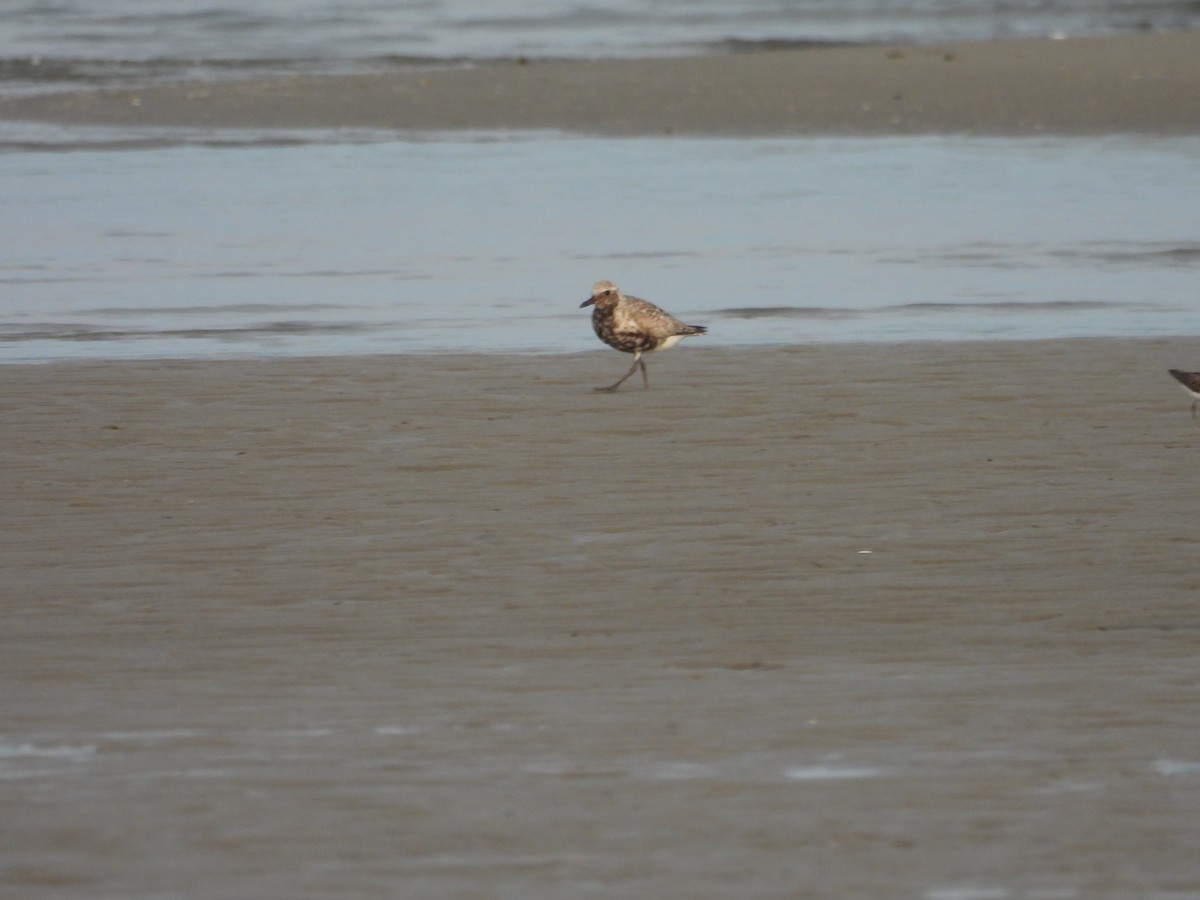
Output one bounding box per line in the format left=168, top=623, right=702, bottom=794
left=2, top=32, right=1199, bottom=136
left=7, top=333, right=1200, bottom=369
left=5, top=336, right=1200, bottom=897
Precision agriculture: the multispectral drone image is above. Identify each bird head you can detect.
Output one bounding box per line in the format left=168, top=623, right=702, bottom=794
left=581, top=279, right=619, bottom=309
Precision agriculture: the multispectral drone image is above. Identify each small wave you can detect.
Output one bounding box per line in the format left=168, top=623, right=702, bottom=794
left=1054, top=244, right=1200, bottom=266
left=571, top=251, right=705, bottom=262
left=930, top=241, right=1200, bottom=269
left=0, top=741, right=95, bottom=761
left=713, top=306, right=862, bottom=320
left=0, top=121, right=551, bottom=154
left=1154, top=759, right=1200, bottom=777
left=0, top=54, right=355, bottom=90
left=81, top=303, right=347, bottom=316
left=0, top=322, right=365, bottom=343
left=894, top=300, right=1122, bottom=312
left=705, top=37, right=859, bottom=53
left=0, top=124, right=399, bottom=154
left=714, top=300, right=1125, bottom=320
left=0, top=52, right=480, bottom=95
left=785, top=765, right=885, bottom=781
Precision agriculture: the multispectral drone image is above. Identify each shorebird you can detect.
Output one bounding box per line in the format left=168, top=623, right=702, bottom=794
left=1168, top=368, right=1200, bottom=418
left=580, top=280, right=707, bottom=392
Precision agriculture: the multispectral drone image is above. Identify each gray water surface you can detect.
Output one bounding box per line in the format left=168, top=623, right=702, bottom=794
left=3, top=132, right=1198, bottom=362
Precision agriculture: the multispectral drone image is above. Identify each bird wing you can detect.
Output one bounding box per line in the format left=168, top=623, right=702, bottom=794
left=619, top=295, right=695, bottom=338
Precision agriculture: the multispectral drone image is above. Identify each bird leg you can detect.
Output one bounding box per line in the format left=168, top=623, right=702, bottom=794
left=595, top=353, right=648, bottom=393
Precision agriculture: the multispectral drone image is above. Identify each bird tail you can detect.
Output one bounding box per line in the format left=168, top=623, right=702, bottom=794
left=684, top=324, right=708, bottom=336
left=1170, top=369, right=1199, bottom=388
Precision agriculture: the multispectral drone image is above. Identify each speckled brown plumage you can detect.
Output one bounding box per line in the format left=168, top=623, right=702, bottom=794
left=580, top=280, right=706, bottom=392
left=1169, top=368, right=1200, bottom=418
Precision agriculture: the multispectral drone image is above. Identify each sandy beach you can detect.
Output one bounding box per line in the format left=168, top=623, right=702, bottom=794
left=3, top=32, right=1200, bottom=135
left=4, top=338, right=1200, bottom=897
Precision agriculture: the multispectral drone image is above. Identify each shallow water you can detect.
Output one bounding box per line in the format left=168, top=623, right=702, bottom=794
left=2, top=131, right=1198, bottom=363
left=2, top=0, right=1197, bottom=91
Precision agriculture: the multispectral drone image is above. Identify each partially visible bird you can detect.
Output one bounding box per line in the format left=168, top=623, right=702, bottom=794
left=580, top=280, right=707, bottom=392
left=1168, top=368, right=1200, bottom=418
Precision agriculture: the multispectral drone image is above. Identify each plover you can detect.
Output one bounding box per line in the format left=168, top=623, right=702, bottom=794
left=1168, top=369, right=1200, bottom=418
left=580, top=280, right=707, bottom=392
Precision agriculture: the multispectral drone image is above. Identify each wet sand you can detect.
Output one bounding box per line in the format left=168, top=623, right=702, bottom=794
left=3, top=32, right=1200, bottom=135
left=4, top=339, right=1200, bottom=898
